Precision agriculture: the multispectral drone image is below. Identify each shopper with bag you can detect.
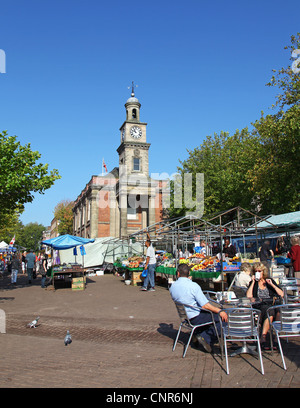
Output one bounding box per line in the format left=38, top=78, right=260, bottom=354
left=140, top=240, right=156, bottom=292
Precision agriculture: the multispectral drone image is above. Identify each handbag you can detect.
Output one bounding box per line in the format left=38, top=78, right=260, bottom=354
left=141, top=269, right=148, bottom=278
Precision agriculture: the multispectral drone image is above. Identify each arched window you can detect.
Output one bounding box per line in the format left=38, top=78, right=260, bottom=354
left=133, top=158, right=140, bottom=171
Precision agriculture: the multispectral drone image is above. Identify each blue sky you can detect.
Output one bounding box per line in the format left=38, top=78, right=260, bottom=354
left=1, top=0, right=299, bottom=227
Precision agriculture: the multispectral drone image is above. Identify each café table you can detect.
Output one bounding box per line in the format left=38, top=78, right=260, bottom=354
left=219, top=297, right=283, bottom=357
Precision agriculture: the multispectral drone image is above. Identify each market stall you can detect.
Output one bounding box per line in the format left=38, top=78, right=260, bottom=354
left=41, top=234, right=95, bottom=290
left=128, top=207, right=278, bottom=292
left=58, top=237, right=143, bottom=270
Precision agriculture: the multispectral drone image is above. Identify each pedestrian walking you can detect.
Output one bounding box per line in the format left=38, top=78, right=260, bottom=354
left=25, top=249, right=36, bottom=284
left=11, top=253, right=21, bottom=285
left=21, top=251, right=27, bottom=274
left=41, top=253, right=48, bottom=288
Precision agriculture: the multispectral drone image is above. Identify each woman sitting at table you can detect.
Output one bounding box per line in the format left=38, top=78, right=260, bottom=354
left=235, top=262, right=252, bottom=289
left=246, top=263, right=284, bottom=350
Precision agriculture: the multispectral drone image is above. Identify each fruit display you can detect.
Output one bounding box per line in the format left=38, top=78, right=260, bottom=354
left=178, top=255, right=219, bottom=271
left=128, top=261, right=142, bottom=268
left=128, top=256, right=144, bottom=262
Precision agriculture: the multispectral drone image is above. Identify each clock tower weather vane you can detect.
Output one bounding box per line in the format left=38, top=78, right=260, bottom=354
left=128, top=81, right=138, bottom=97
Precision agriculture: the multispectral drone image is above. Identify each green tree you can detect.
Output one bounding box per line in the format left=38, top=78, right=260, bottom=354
left=53, top=200, right=74, bottom=235
left=0, top=210, right=19, bottom=240
left=169, top=129, right=260, bottom=218
left=266, top=32, right=300, bottom=110
left=168, top=33, right=300, bottom=219
left=21, top=222, right=46, bottom=252
left=0, top=220, right=45, bottom=252
left=250, top=105, right=300, bottom=214
left=249, top=33, right=300, bottom=214
left=0, top=131, right=61, bottom=222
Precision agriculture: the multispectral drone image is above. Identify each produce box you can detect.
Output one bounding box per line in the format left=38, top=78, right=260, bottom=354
left=72, top=277, right=85, bottom=290
left=72, top=277, right=85, bottom=284
left=72, top=285, right=85, bottom=291
left=241, top=258, right=260, bottom=263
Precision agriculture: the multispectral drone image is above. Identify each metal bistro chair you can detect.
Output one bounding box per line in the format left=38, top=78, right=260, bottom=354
left=231, top=284, right=248, bottom=298
left=267, top=303, right=300, bottom=370
left=279, top=277, right=300, bottom=303
left=172, top=301, right=220, bottom=358
left=219, top=307, right=264, bottom=375
left=203, top=290, right=218, bottom=301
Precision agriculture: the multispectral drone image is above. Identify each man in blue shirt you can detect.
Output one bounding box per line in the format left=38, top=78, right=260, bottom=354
left=170, top=263, right=227, bottom=353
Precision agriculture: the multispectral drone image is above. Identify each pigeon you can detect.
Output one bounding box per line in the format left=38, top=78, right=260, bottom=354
left=64, top=330, right=72, bottom=346
left=27, top=316, right=40, bottom=328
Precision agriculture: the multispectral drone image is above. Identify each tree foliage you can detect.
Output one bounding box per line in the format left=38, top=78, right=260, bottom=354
left=266, top=33, right=300, bottom=110
left=20, top=222, right=46, bottom=252
left=53, top=200, right=74, bottom=235
left=0, top=131, right=61, bottom=222
left=250, top=106, right=300, bottom=214
left=168, top=33, right=300, bottom=219
left=0, top=220, right=46, bottom=252
left=174, top=129, right=261, bottom=217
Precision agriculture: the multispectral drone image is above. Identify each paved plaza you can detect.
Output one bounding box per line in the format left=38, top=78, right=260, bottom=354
left=0, top=272, right=299, bottom=390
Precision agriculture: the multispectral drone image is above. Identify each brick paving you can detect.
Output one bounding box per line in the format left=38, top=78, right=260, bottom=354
left=0, top=273, right=299, bottom=389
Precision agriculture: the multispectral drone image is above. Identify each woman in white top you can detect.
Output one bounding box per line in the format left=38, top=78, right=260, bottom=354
left=235, top=262, right=252, bottom=288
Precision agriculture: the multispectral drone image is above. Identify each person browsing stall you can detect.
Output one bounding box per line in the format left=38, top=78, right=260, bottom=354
left=259, top=240, right=274, bottom=265
left=287, top=236, right=300, bottom=280
left=140, top=240, right=156, bottom=292
left=169, top=263, right=227, bottom=353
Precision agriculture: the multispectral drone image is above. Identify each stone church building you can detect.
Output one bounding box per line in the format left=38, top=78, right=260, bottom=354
left=72, top=87, right=167, bottom=239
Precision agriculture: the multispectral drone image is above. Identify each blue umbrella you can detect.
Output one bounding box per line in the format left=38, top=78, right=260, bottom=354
left=41, top=234, right=94, bottom=250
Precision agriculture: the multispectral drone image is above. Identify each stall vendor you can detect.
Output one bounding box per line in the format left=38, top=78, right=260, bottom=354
left=223, top=238, right=237, bottom=259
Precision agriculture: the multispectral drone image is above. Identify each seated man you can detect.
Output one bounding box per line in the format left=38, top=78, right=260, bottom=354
left=169, top=263, right=227, bottom=353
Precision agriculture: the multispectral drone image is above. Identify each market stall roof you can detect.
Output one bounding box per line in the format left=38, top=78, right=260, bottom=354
left=58, top=237, right=143, bottom=267
left=41, top=234, right=95, bottom=250
left=246, top=211, right=300, bottom=231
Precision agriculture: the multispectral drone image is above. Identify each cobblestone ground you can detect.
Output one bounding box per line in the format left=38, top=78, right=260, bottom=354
left=0, top=273, right=299, bottom=389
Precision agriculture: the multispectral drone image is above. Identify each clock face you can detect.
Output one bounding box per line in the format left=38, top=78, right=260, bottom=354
left=130, top=126, right=142, bottom=139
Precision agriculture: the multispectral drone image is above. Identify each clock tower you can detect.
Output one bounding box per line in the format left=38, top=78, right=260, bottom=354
left=117, top=84, right=150, bottom=177
left=116, top=84, right=156, bottom=238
